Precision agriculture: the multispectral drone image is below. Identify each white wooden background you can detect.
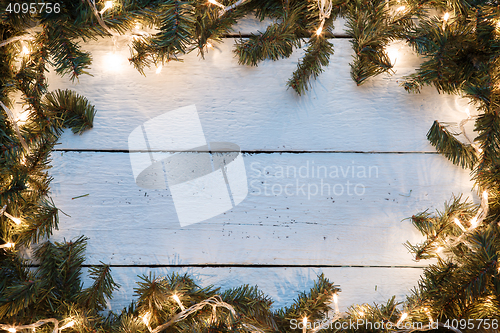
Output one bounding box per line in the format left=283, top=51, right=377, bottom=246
left=16, top=17, right=478, bottom=312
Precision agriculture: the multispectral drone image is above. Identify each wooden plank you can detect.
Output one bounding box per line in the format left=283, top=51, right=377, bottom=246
left=81, top=266, right=423, bottom=312
left=49, top=151, right=473, bottom=266
left=38, top=38, right=473, bottom=152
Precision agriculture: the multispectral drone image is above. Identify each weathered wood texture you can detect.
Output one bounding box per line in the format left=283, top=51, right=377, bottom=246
left=42, top=38, right=473, bottom=152
left=26, top=25, right=477, bottom=311
left=50, top=151, right=471, bottom=266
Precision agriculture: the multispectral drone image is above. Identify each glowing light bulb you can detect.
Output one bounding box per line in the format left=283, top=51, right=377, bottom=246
left=2, top=242, right=15, bottom=249
left=135, top=23, right=141, bottom=30
left=436, top=246, right=443, bottom=254
left=465, top=107, right=470, bottom=118
left=100, top=1, right=113, bottom=14
left=359, top=310, right=364, bottom=317
left=172, top=294, right=185, bottom=310
left=470, top=216, right=478, bottom=228
left=443, top=12, right=450, bottom=21
left=424, top=307, right=433, bottom=323
left=155, top=64, right=162, bottom=74
left=7, top=328, right=16, bottom=333
left=206, top=42, right=213, bottom=48
left=302, top=317, right=308, bottom=333
left=4, top=212, right=21, bottom=225
left=387, top=47, right=398, bottom=65
left=396, top=5, right=406, bottom=12
left=21, top=45, right=29, bottom=55
left=142, top=312, right=151, bottom=325
left=483, top=190, right=488, bottom=201
left=316, top=25, right=323, bottom=36
left=60, top=321, right=75, bottom=330
left=17, top=110, right=29, bottom=122
left=208, top=0, right=225, bottom=8
left=103, top=52, right=126, bottom=72
left=454, top=218, right=466, bottom=232
left=478, top=147, right=483, bottom=153
left=396, top=312, right=408, bottom=326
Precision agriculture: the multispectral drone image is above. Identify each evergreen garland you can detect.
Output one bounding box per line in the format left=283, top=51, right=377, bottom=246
left=1, top=0, right=500, bottom=332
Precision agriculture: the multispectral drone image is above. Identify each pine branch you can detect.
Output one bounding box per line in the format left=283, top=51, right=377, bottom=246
left=345, top=0, right=394, bottom=85
left=405, top=195, right=477, bottom=260
left=34, top=237, right=87, bottom=310
left=129, top=0, right=196, bottom=74
left=45, top=25, right=92, bottom=81
left=0, top=279, right=41, bottom=318
left=16, top=198, right=59, bottom=246
left=427, top=120, right=478, bottom=169
left=194, top=1, right=246, bottom=58
left=78, top=263, right=120, bottom=313
left=275, top=274, right=340, bottom=327
left=287, top=33, right=334, bottom=95
left=475, top=112, right=500, bottom=170
left=234, top=6, right=303, bottom=66
left=42, top=89, right=96, bottom=134
left=221, top=285, right=277, bottom=331
left=403, top=14, right=488, bottom=94
left=340, top=297, right=403, bottom=332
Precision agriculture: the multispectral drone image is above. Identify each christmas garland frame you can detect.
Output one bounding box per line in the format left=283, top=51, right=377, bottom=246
left=1, top=0, right=500, bottom=332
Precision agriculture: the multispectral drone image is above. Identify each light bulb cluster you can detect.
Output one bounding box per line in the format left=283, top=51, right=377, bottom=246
left=0, top=319, right=75, bottom=333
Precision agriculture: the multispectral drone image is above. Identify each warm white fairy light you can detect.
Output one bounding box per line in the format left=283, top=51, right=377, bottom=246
left=3, top=211, right=21, bottom=225
left=155, top=64, right=162, bottom=74
left=1, top=318, right=77, bottom=333
left=21, top=44, right=29, bottom=56
left=442, top=12, right=450, bottom=30
left=387, top=47, right=399, bottom=65
left=483, top=190, right=488, bottom=201
left=99, top=1, right=113, bottom=14
left=302, top=317, right=308, bottom=333
left=142, top=312, right=152, bottom=332
left=0, top=242, right=15, bottom=249
left=208, top=0, right=225, bottom=9
left=423, top=307, right=433, bottom=324
left=454, top=218, right=466, bottom=232
left=396, top=312, right=408, bottom=326
left=172, top=294, right=186, bottom=311
left=59, top=321, right=75, bottom=330
left=316, top=24, right=323, bottom=36
left=315, top=0, right=332, bottom=36
left=333, top=293, right=339, bottom=314
left=470, top=216, right=478, bottom=228
left=396, top=5, right=406, bottom=12
left=465, top=107, right=471, bottom=118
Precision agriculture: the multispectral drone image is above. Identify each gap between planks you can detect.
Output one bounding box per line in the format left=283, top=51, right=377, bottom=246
left=25, top=264, right=426, bottom=268
left=52, top=148, right=439, bottom=154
